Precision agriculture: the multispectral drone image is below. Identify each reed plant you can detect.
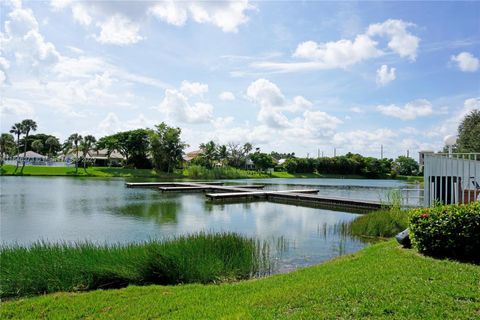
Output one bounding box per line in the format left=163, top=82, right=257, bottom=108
left=348, top=190, right=409, bottom=238
left=0, top=233, right=270, bottom=299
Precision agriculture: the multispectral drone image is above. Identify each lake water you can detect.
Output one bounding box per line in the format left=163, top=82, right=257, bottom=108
left=0, top=176, right=416, bottom=272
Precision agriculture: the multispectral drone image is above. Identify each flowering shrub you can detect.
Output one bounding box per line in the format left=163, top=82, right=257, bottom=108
left=409, top=201, right=480, bottom=262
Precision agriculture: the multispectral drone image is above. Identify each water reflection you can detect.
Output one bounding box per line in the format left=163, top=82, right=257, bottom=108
left=0, top=176, right=396, bottom=272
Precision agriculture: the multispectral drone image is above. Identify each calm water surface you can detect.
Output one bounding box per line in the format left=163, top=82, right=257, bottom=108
left=0, top=176, right=414, bottom=272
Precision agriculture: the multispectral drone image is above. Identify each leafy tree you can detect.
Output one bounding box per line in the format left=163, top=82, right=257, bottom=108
left=9, top=122, right=23, bottom=172
left=250, top=152, right=274, bottom=171
left=31, top=140, right=44, bottom=153
left=97, top=135, right=118, bottom=164
left=107, top=129, right=151, bottom=168
left=150, top=123, right=187, bottom=173
left=20, top=119, right=37, bottom=171
left=456, top=109, right=480, bottom=152
left=68, top=133, right=82, bottom=173
left=393, top=156, right=419, bottom=176
left=80, top=135, right=96, bottom=171
left=0, top=133, right=15, bottom=164
left=45, top=136, right=61, bottom=158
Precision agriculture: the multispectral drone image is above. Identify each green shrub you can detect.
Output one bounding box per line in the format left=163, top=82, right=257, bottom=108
left=0, top=233, right=270, bottom=299
left=409, top=202, right=480, bottom=262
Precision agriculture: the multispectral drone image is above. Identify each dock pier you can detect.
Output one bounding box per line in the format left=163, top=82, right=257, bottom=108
left=126, top=181, right=386, bottom=211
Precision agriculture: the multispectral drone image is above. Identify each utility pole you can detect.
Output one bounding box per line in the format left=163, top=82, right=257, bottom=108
left=407, top=149, right=410, bottom=158
left=334, top=148, right=336, bottom=157
left=317, top=148, right=320, bottom=158
left=381, top=144, right=383, bottom=159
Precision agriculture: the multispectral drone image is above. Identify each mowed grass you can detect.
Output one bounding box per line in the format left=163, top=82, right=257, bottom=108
left=0, top=165, right=160, bottom=177
left=2, top=240, right=479, bottom=319
left=0, top=233, right=270, bottom=299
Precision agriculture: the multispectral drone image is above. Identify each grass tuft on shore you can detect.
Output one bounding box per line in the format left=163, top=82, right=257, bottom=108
left=2, top=240, right=479, bottom=319
left=0, top=233, right=270, bottom=299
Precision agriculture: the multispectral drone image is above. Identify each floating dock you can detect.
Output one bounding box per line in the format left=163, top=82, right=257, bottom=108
left=127, top=181, right=387, bottom=211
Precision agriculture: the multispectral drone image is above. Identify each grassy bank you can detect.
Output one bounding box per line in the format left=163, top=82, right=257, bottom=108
left=2, top=240, right=479, bottom=319
left=0, top=233, right=270, bottom=299
left=0, top=164, right=377, bottom=180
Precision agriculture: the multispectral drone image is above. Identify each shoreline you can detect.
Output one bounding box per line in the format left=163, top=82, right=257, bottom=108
left=0, top=165, right=423, bottom=181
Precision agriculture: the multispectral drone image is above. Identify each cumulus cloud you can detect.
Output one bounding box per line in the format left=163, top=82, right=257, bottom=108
left=292, top=35, right=381, bottom=68
left=246, top=78, right=341, bottom=133
left=219, top=91, right=235, bottom=101
left=158, top=85, right=213, bottom=124
left=95, top=14, right=143, bottom=45
left=377, top=99, right=433, bottom=120
left=333, top=129, right=397, bottom=153
left=180, top=80, right=208, bottom=97
left=253, top=19, right=419, bottom=73
left=366, top=19, right=420, bottom=60
left=376, top=64, right=396, bottom=86
left=451, top=52, right=479, bottom=72
left=1, top=4, right=60, bottom=67
left=50, top=0, right=254, bottom=46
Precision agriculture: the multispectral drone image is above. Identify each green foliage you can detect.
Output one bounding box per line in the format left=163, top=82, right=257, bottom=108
left=393, top=156, right=419, bottom=176
left=409, top=202, right=480, bottom=262
left=0, top=233, right=269, bottom=299
left=250, top=152, right=274, bottom=171
left=0, top=133, right=15, bottom=160
left=3, top=241, right=480, bottom=319
left=183, top=165, right=267, bottom=179
left=150, top=123, right=187, bottom=172
left=456, top=109, right=480, bottom=152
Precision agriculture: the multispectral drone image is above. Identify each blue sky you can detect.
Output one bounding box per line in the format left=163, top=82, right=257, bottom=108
left=1, top=0, right=479, bottom=158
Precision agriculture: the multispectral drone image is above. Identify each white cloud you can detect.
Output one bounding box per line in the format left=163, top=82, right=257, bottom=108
left=350, top=107, right=363, bottom=113
left=149, top=0, right=254, bottom=33
left=1, top=5, right=60, bottom=67
left=367, top=19, right=420, bottom=60
left=451, top=52, right=479, bottom=72
left=292, top=35, right=382, bottom=68
left=95, top=14, right=143, bottom=45
left=158, top=88, right=213, bottom=124
left=219, top=91, right=235, bottom=101
left=180, top=80, right=208, bottom=97
left=51, top=0, right=254, bottom=47
left=253, top=19, right=419, bottom=73
left=376, top=64, right=396, bottom=86
left=246, top=78, right=285, bottom=108
left=377, top=99, right=433, bottom=120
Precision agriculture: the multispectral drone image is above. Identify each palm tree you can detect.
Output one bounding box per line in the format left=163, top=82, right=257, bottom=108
left=9, top=123, right=23, bottom=172
left=217, top=144, right=228, bottom=166
left=0, top=133, right=15, bottom=165
left=199, top=141, right=218, bottom=169
left=68, top=133, right=82, bottom=173
left=20, top=119, right=37, bottom=172
left=80, top=135, right=96, bottom=172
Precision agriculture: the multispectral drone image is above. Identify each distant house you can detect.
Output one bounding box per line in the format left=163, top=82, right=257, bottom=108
left=62, top=149, right=125, bottom=166
left=13, top=151, right=48, bottom=165
left=183, top=150, right=201, bottom=162
left=245, top=158, right=255, bottom=170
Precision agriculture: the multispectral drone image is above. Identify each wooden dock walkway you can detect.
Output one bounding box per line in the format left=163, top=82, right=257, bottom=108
left=126, top=181, right=386, bottom=211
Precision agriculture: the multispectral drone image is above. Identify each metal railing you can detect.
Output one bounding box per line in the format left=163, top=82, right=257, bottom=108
left=424, top=153, right=480, bottom=207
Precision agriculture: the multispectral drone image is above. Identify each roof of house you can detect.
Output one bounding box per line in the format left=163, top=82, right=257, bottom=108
left=183, top=150, right=202, bottom=161
left=14, top=151, right=47, bottom=159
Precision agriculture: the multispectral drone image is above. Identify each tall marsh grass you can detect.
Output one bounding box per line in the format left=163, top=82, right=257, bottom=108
left=348, top=190, right=409, bottom=238
left=0, top=233, right=271, bottom=299
left=183, top=165, right=267, bottom=179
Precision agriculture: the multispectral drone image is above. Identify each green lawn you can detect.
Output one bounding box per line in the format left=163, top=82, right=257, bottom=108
left=1, top=165, right=372, bottom=180
left=2, top=240, right=479, bottom=319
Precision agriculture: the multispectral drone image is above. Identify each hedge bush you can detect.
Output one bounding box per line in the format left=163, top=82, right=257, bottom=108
left=409, top=202, right=480, bottom=262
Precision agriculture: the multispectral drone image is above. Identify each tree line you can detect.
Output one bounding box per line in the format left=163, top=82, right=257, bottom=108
left=1, top=109, right=478, bottom=176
